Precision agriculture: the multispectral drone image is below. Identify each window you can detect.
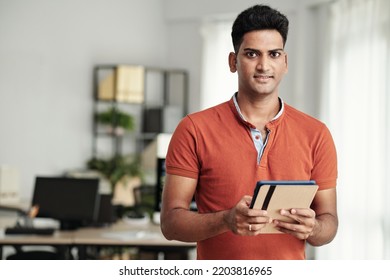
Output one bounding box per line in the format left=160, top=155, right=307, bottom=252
left=200, top=20, right=236, bottom=109
left=317, top=0, right=390, bottom=259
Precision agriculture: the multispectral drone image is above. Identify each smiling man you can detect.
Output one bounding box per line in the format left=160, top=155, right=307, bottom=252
left=160, top=4, right=338, bottom=260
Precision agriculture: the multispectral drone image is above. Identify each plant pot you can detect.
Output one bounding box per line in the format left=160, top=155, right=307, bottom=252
left=112, top=176, right=142, bottom=207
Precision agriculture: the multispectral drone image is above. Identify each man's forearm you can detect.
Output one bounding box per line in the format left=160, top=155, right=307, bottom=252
left=307, top=213, right=338, bottom=246
left=161, top=208, right=230, bottom=242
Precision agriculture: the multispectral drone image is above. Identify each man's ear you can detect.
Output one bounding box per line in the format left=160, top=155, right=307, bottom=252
left=228, top=52, right=237, bottom=73
left=284, top=52, right=288, bottom=74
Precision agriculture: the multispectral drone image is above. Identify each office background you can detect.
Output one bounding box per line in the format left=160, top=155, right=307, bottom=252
left=1, top=0, right=389, bottom=260
left=0, top=0, right=322, bottom=203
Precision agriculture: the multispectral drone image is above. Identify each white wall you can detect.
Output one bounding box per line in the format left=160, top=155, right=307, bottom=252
left=0, top=0, right=328, bottom=203
left=0, top=0, right=168, bottom=202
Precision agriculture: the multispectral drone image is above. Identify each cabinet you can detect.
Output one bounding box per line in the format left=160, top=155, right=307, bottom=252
left=91, top=65, right=188, bottom=160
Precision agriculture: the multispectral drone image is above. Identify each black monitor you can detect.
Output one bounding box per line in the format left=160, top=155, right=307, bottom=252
left=154, top=158, right=166, bottom=212
left=32, top=176, right=100, bottom=230
left=155, top=158, right=197, bottom=212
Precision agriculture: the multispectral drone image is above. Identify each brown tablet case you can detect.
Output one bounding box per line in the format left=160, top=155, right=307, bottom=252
left=250, top=181, right=318, bottom=233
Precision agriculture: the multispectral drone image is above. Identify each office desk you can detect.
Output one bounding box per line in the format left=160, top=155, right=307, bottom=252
left=0, top=229, right=75, bottom=259
left=0, top=220, right=196, bottom=260
left=73, top=221, right=195, bottom=259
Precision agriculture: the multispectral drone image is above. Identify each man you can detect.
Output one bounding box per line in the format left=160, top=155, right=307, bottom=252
left=160, top=4, right=338, bottom=260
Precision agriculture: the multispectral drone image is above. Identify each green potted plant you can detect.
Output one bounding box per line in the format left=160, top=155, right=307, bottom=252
left=87, top=154, right=142, bottom=190
left=96, top=107, right=134, bottom=135
left=87, top=154, right=144, bottom=218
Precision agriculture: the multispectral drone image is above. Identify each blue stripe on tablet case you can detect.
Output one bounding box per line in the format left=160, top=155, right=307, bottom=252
left=257, top=180, right=316, bottom=187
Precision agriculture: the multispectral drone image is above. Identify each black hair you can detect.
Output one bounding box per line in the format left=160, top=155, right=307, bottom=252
left=231, top=4, right=289, bottom=52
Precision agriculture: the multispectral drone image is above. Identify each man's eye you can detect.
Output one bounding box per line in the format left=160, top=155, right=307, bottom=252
left=246, top=51, right=257, bottom=58
left=270, top=52, right=281, bottom=58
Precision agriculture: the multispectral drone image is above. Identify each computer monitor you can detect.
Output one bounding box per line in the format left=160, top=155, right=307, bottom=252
left=94, top=194, right=116, bottom=226
left=154, top=158, right=166, bottom=212
left=32, top=176, right=100, bottom=230
left=155, top=158, right=197, bottom=213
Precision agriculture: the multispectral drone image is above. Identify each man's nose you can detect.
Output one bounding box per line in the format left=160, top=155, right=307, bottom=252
left=256, top=55, right=270, bottom=71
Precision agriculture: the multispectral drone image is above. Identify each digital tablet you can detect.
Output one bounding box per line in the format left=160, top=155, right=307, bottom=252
left=249, top=180, right=318, bottom=233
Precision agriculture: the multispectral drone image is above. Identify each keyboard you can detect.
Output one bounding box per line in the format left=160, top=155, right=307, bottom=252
left=5, top=227, right=55, bottom=235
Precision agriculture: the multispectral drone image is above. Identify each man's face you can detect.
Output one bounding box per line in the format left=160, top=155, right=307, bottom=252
left=229, top=29, right=288, bottom=98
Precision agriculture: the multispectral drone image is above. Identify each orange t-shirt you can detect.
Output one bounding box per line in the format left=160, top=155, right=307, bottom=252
left=165, top=97, right=337, bottom=259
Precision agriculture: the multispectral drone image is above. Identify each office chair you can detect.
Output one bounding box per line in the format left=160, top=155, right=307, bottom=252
left=6, top=247, right=66, bottom=260
left=0, top=204, right=69, bottom=260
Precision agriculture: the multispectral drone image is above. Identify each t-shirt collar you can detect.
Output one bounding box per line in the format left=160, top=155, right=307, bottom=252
left=232, top=92, right=284, bottom=124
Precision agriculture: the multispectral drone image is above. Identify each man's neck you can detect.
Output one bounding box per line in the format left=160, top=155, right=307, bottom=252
left=236, top=92, right=281, bottom=126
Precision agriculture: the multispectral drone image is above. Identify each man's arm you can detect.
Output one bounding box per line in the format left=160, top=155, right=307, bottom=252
left=307, top=188, right=338, bottom=246
left=273, top=188, right=338, bottom=246
left=160, top=174, right=229, bottom=242
left=160, top=174, right=272, bottom=242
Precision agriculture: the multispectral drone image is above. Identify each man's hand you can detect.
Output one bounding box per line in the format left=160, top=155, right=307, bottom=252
left=273, top=208, right=317, bottom=240
left=223, top=195, right=273, bottom=236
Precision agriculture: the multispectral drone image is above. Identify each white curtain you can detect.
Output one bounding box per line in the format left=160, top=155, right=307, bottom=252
left=317, top=0, right=390, bottom=259
left=200, top=20, right=237, bottom=110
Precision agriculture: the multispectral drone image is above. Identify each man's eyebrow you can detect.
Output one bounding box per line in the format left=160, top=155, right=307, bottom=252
left=270, top=48, right=285, bottom=52
left=243, top=48, right=285, bottom=53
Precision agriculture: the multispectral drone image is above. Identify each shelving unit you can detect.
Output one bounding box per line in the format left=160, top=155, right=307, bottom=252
left=91, top=64, right=188, bottom=160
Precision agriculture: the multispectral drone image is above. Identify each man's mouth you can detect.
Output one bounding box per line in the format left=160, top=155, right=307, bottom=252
left=254, top=74, right=273, bottom=81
